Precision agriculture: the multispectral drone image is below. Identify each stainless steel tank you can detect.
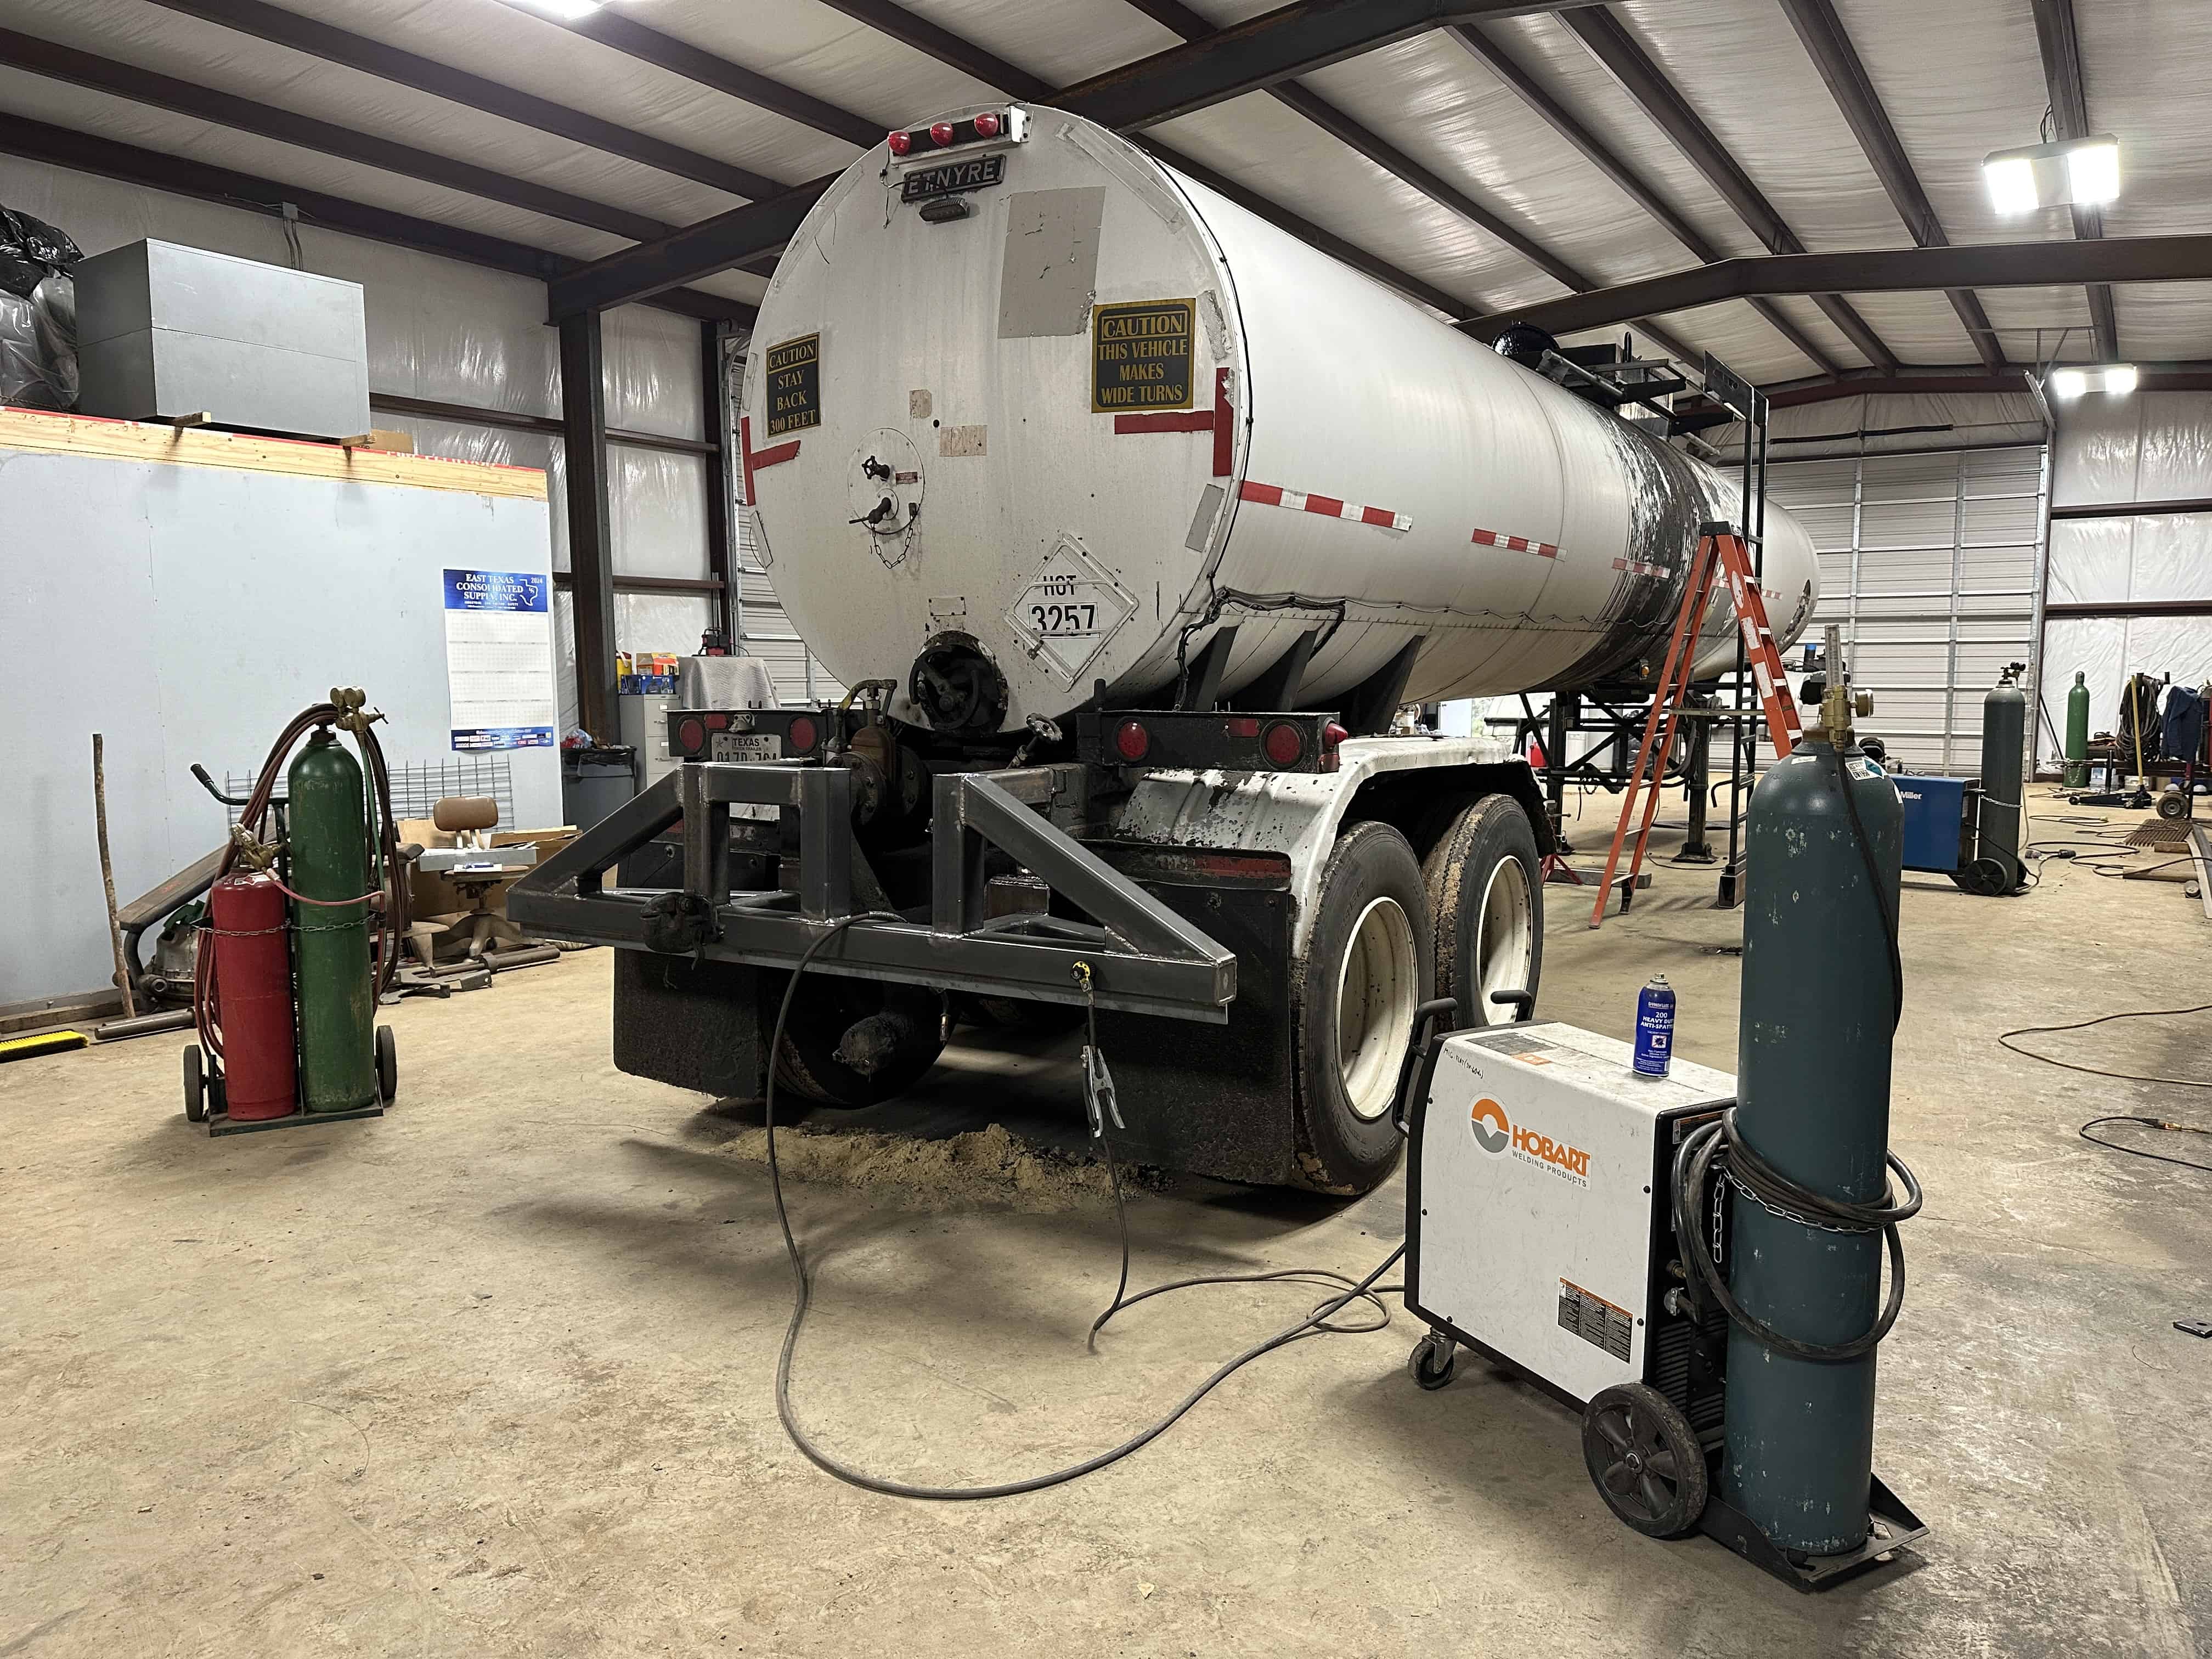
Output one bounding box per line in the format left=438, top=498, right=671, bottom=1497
left=741, top=104, right=1819, bottom=734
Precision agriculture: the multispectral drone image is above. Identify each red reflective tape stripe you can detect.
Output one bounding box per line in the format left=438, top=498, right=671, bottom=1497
left=1475, top=526, right=1560, bottom=557
left=751, top=439, right=800, bottom=471
left=1304, top=493, right=1345, bottom=517
left=1240, top=481, right=1284, bottom=506
left=1213, top=367, right=1233, bottom=477
left=1360, top=506, right=1394, bottom=527
left=1113, top=410, right=1215, bottom=433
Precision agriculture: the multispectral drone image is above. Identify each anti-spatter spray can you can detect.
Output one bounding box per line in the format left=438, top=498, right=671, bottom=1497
left=1633, top=974, right=1676, bottom=1077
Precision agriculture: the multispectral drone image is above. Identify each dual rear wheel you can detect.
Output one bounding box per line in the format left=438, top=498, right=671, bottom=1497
left=1289, top=796, right=1543, bottom=1193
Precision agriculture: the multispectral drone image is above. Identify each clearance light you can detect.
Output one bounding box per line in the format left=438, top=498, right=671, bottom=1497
left=886, top=129, right=912, bottom=157
left=2049, top=364, right=2137, bottom=398
left=929, top=121, right=956, bottom=147
left=1983, top=134, right=2122, bottom=214
left=1113, top=719, right=1150, bottom=763
left=973, top=112, right=1002, bottom=138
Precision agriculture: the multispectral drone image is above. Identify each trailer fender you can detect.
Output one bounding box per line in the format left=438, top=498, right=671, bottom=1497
left=1108, top=736, right=1550, bottom=956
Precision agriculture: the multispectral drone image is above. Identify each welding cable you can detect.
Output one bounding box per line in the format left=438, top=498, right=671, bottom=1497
left=1671, top=1110, right=1920, bottom=1364
left=1998, top=1002, right=2212, bottom=1089
left=763, top=915, right=1403, bottom=1500
left=2076, top=1116, right=2212, bottom=1175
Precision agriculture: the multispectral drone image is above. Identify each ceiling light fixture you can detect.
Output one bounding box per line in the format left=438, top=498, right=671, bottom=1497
left=1983, top=134, right=2122, bottom=215
left=2048, top=364, right=2137, bottom=398
left=504, top=0, right=611, bottom=19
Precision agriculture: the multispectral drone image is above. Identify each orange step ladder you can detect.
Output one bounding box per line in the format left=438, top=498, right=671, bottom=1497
left=1587, top=525, right=1802, bottom=928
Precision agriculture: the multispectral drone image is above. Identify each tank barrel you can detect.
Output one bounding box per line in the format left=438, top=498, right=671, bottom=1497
left=1723, top=644, right=1905, bottom=1555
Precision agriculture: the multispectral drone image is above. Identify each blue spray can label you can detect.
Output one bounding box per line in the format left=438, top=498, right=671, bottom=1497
left=1633, top=975, right=1675, bottom=1077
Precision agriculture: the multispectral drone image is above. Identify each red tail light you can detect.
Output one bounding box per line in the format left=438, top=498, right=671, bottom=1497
left=676, top=716, right=706, bottom=755
left=929, top=121, right=955, bottom=147
left=1262, top=720, right=1305, bottom=767
left=1113, top=719, right=1151, bottom=763
left=887, top=129, right=912, bottom=156
left=787, top=715, right=820, bottom=754
left=973, top=112, right=1002, bottom=138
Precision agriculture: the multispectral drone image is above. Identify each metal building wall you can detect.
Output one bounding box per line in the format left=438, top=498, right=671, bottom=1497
left=0, top=152, right=721, bottom=736
left=1770, top=443, right=2049, bottom=776
left=2039, top=393, right=2212, bottom=772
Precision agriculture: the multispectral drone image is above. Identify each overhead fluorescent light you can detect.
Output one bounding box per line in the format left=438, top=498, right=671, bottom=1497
left=1983, top=134, right=2122, bottom=213
left=2049, top=365, right=2137, bottom=398
left=505, top=0, right=605, bottom=18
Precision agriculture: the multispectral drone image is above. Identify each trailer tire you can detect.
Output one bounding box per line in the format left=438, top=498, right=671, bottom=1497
left=1289, top=821, right=1434, bottom=1194
left=1423, top=794, right=1543, bottom=1028
left=771, top=976, right=945, bottom=1107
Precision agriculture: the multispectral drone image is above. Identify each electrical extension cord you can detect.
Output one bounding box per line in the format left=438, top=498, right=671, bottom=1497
left=761, top=913, right=1406, bottom=1500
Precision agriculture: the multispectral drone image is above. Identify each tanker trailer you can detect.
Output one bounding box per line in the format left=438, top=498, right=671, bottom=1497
left=509, top=104, right=1818, bottom=1195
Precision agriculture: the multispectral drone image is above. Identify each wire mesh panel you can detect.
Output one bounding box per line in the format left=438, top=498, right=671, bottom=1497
left=223, top=755, right=517, bottom=826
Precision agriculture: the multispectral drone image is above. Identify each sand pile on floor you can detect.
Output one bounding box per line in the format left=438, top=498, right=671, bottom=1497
left=715, top=1121, right=1134, bottom=1212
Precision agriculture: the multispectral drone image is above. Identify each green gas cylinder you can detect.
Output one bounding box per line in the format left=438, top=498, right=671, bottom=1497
left=2064, top=671, right=2091, bottom=788
left=1725, top=680, right=1904, bottom=1556
left=287, top=729, right=377, bottom=1112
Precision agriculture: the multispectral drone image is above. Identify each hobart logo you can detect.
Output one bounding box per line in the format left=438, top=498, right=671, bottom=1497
left=1469, top=1096, right=1592, bottom=1184
left=1471, top=1098, right=1510, bottom=1154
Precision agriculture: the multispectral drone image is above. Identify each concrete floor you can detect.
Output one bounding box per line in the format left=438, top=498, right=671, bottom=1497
left=5, top=803, right=2208, bottom=1657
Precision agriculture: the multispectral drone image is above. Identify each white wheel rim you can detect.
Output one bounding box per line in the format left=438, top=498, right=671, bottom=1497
left=1475, top=855, right=1534, bottom=1020
left=1335, top=895, right=1419, bottom=1121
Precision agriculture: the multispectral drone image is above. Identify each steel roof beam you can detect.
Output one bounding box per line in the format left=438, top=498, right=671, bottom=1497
left=1447, top=23, right=1838, bottom=376
left=547, top=0, right=1622, bottom=319
left=0, top=112, right=751, bottom=323
left=1775, top=0, right=2005, bottom=372
left=1469, top=236, right=2212, bottom=340
left=2029, top=0, right=2120, bottom=362
left=142, top=0, right=784, bottom=201
left=1760, top=360, right=2212, bottom=408
left=561, top=12, right=879, bottom=148
left=0, top=27, right=678, bottom=245
left=1558, top=7, right=1900, bottom=374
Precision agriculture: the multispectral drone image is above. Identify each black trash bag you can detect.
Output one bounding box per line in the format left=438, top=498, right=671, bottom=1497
left=0, top=205, right=83, bottom=301
left=0, top=274, right=79, bottom=409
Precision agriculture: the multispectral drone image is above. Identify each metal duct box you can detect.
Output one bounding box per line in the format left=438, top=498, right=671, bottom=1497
left=75, top=240, right=370, bottom=438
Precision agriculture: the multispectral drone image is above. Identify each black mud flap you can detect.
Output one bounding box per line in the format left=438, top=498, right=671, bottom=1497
left=613, top=949, right=768, bottom=1101
left=1089, top=845, right=1296, bottom=1186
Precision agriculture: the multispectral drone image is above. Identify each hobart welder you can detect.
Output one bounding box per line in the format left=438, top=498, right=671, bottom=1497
left=182, top=690, right=404, bottom=1133
left=1402, top=627, right=1927, bottom=1588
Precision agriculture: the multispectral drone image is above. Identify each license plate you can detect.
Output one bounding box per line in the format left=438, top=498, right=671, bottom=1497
left=901, top=154, right=1006, bottom=202
left=710, top=731, right=783, bottom=763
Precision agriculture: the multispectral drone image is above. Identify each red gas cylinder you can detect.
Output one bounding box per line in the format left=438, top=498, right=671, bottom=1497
left=209, top=870, right=297, bottom=1121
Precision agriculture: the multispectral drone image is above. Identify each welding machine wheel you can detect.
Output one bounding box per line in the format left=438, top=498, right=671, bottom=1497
left=1408, top=1330, right=1458, bottom=1390
left=182, top=1044, right=206, bottom=1124
left=1581, top=1383, right=1707, bottom=1539
left=375, top=1025, right=397, bottom=1105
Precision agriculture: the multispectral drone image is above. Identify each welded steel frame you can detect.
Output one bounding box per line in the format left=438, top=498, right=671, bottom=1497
left=506, top=766, right=1238, bottom=1022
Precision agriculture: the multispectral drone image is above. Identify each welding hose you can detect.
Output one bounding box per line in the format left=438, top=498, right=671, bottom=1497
left=763, top=913, right=1403, bottom=1500
left=193, top=698, right=409, bottom=1059
left=1671, top=1109, right=1921, bottom=1364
